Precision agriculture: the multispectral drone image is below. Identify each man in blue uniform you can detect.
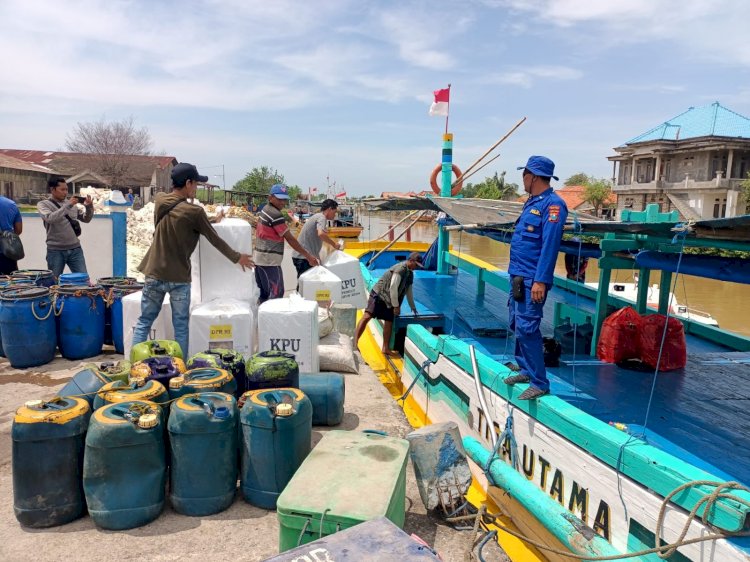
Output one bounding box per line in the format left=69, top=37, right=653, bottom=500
left=504, top=156, right=568, bottom=400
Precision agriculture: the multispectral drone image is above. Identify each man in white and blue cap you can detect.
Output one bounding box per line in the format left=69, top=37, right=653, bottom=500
left=253, top=183, right=319, bottom=303
left=503, top=156, right=568, bottom=400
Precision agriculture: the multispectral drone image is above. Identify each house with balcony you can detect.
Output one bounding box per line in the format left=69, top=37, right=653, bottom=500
left=608, top=102, right=750, bottom=220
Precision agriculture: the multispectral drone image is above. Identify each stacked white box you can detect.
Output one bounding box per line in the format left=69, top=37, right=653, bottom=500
left=122, top=291, right=175, bottom=359
left=191, top=218, right=257, bottom=306
left=323, top=250, right=368, bottom=309
left=188, top=298, right=254, bottom=357
left=298, top=266, right=342, bottom=307
left=258, top=295, right=319, bottom=372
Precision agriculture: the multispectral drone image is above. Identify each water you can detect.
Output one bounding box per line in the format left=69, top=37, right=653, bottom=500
left=357, top=211, right=750, bottom=337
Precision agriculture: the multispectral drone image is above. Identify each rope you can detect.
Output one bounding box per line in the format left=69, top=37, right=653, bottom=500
left=398, top=359, right=432, bottom=401
left=447, top=479, right=750, bottom=561
left=319, top=508, right=331, bottom=538
left=31, top=299, right=54, bottom=321
left=296, top=519, right=310, bottom=547
left=640, top=226, right=687, bottom=434
left=483, top=404, right=519, bottom=476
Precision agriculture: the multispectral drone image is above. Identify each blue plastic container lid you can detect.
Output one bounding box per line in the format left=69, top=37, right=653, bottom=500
left=59, top=273, right=90, bottom=284
left=214, top=406, right=230, bottom=419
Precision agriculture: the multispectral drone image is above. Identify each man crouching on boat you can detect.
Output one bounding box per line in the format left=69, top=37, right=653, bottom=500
left=355, top=252, right=422, bottom=357
left=504, top=156, right=568, bottom=400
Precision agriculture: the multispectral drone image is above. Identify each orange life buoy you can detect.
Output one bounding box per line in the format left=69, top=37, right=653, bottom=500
left=430, top=163, right=463, bottom=196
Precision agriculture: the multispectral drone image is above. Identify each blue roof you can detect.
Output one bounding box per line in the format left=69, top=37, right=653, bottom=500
left=626, top=102, right=750, bottom=144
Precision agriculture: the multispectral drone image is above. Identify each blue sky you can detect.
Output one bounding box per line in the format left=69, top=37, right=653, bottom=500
left=1, top=0, right=749, bottom=196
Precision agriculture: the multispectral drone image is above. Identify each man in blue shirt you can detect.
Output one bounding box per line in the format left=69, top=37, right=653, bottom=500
left=504, top=156, right=568, bottom=400
left=0, top=195, right=23, bottom=274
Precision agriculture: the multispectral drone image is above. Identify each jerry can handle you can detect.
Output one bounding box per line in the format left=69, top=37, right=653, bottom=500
left=362, top=429, right=388, bottom=436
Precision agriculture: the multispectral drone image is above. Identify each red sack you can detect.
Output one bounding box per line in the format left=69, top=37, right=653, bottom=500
left=640, top=314, right=687, bottom=371
left=596, top=307, right=642, bottom=363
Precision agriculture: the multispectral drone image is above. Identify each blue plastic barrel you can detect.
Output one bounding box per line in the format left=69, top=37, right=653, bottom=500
left=299, top=373, right=346, bottom=426
left=0, top=286, right=57, bottom=368
left=98, top=277, right=138, bottom=346
left=168, top=368, right=237, bottom=400
left=169, top=393, right=238, bottom=516
left=11, top=269, right=56, bottom=287
left=93, top=379, right=169, bottom=411
left=240, top=388, right=312, bottom=509
left=12, top=397, right=91, bottom=528
left=58, top=366, right=112, bottom=407
left=110, top=282, right=143, bottom=353
left=55, top=285, right=105, bottom=360
left=59, top=272, right=90, bottom=285
left=0, top=280, right=39, bottom=357
left=83, top=400, right=166, bottom=530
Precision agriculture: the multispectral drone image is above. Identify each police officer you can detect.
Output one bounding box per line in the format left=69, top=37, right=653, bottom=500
left=504, top=156, right=568, bottom=400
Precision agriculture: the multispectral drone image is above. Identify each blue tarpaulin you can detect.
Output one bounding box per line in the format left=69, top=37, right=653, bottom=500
left=635, top=250, right=750, bottom=284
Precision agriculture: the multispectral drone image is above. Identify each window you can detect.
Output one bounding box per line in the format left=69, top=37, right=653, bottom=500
left=713, top=198, right=721, bottom=218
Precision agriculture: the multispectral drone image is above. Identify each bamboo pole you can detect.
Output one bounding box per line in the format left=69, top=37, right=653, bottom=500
left=453, top=153, right=502, bottom=186
left=453, top=117, right=527, bottom=186
left=367, top=211, right=426, bottom=266
left=374, top=210, right=421, bottom=241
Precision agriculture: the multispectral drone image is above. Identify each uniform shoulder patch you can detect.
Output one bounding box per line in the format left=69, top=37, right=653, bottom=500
left=549, top=204, right=560, bottom=223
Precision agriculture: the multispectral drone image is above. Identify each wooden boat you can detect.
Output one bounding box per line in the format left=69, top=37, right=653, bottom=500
left=348, top=207, right=750, bottom=561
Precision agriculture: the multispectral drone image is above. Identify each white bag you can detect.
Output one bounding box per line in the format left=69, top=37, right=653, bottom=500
left=188, top=298, right=255, bottom=357
left=323, top=251, right=368, bottom=309
left=318, top=307, right=334, bottom=339
left=192, top=218, right=257, bottom=305
left=121, top=291, right=175, bottom=359
left=298, top=266, right=342, bottom=307
left=258, top=293, right=319, bottom=372
left=319, top=332, right=357, bottom=373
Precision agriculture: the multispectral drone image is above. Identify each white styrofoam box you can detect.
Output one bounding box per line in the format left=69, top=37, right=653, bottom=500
left=282, top=244, right=297, bottom=296
left=190, top=249, right=202, bottom=306
left=188, top=298, right=255, bottom=357
left=194, top=218, right=256, bottom=304
left=323, top=250, right=368, bottom=309
left=298, top=266, right=342, bottom=307
left=258, top=294, right=319, bottom=372
left=122, top=291, right=175, bottom=359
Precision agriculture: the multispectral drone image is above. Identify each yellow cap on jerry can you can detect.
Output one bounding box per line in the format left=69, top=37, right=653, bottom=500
left=169, top=376, right=185, bottom=389
left=276, top=403, right=294, bottom=417
left=137, top=413, right=158, bottom=429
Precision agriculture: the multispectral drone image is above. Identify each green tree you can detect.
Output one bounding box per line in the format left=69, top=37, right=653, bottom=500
left=583, top=178, right=614, bottom=216
left=472, top=171, right=519, bottom=200
left=233, top=166, right=285, bottom=193
left=741, top=171, right=750, bottom=213
left=461, top=182, right=479, bottom=198
left=285, top=184, right=303, bottom=201
left=565, top=172, right=591, bottom=186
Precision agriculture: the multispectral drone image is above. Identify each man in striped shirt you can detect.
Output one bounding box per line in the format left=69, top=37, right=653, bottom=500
left=253, top=183, right=318, bottom=303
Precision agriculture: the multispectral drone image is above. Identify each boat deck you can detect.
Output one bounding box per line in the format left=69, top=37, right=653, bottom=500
left=372, top=266, right=750, bottom=487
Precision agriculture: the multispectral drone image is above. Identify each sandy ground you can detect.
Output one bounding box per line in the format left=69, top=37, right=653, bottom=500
left=0, top=349, right=508, bottom=562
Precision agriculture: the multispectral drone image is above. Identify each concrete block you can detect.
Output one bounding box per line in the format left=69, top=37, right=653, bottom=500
left=406, top=421, right=472, bottom=511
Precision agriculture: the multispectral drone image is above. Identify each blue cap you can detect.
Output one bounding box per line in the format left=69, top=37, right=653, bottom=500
left=517, top=155, right=558, bottom=181
left=213, top=406, right=230, bottom=419
left=270, top=183, right=290, bottom=199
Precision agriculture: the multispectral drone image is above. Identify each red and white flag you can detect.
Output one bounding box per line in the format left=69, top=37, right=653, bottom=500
left=429, top=87, right=450, bottom=116
left=335, top=191, right=346, bottom=198
left=310, top=187, right=318, bottom=193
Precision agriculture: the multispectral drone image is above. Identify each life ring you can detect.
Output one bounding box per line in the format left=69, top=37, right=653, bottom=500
left=430, top=164, right=463, bottom=196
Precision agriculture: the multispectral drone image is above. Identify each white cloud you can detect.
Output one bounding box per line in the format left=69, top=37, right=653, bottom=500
left=491, top=0, right=750, bottom=66
left=484, top=66, right=583, bottom=88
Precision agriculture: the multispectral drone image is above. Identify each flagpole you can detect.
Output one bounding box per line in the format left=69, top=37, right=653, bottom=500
left=444, top=83, right=451, bottom=135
